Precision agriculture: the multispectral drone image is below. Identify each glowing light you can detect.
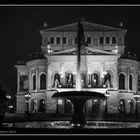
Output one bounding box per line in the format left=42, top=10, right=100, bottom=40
left=58, top=99, right=63, bottom=105
left=47, top=44, right=51, bottom=49
left=6, top=95, right=11, bottom=99
left=8, top=105, right=13, bottom=109
left=48, top=50, right=51, bottom=53
left=101, top=71, right=107, bottom=78
left=73, top=72, right=77, bottom=75
left=105, top=91, right=110, bottom=97
left=88, top=72, right=91, bottom=75
left=112, top=46, right=118, bottom=54
left=94, top=99, right=98, bottom=103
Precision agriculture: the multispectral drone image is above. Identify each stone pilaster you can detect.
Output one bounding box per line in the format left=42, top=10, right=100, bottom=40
left=36, top=68, right=39, bottom=91
left=127, top=67, right=130, bottom=92
left=17, top=72, right=20, bottom=93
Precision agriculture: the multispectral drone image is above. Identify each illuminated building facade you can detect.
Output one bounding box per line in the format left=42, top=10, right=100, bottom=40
left=15, top=20, right=140, bottom=115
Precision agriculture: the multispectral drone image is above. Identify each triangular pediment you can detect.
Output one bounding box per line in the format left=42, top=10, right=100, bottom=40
left=49, top=46, right=116, bottom=55
left=87, top=47, right=115, bottom=55
left=41, top=20, right=126, bottom=33
left=50, top=48, right=76, bottom=55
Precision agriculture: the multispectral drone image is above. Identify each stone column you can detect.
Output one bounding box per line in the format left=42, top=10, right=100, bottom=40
left=29, top=70, right=32, bottom=91
left=127, top=67, right=130, bottom=92
left=17, top=72, right=20, bottom=92
left=133, top=71, right=137, bottom=91
left=114, top=62, right=118, bottom=89
left=36, top=67, right=39, bottom=91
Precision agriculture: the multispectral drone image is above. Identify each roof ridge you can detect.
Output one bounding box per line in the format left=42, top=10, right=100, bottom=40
left=40, top=20, right=127, bottom=33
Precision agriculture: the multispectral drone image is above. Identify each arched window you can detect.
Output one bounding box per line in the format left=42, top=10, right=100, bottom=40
left=53, top=73, right=61, bottom=88
left=33, top=74, right=36, bottom=90
left=66, top=73, right=73, bottom=88
left=119, top=73, right=125, bottom=90
left=129, top=75, right=133, bottom=90
left=91, top=73, right=99, bottom=87
left=40, top=73, right=46, bottom=90
left=81, top=73, right=86, bottom=88
left=38, top=99, right=46, bottom=113
left=104, top=73, right=112, bottom=88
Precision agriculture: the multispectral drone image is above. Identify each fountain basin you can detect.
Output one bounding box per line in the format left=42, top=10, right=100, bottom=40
left=52, top=91, right=106, bottom=125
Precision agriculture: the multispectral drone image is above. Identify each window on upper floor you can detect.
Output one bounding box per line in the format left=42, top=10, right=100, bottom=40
left=86, top=37, right=91, bottom=44
left=129, top=75, right=133, bottom=90
left=56, top=37, right=61, bottom=44
left=112, top=37, right=117, bottom=44
left=33, top=75, right=36, bottom=90
left=40, top=74, right=46, bottom=90
left=99, top=36, right=104, bottom=44
left=50, top=37, right=54, bottom=44
left=119, top=73, right=125, bottom=90
left=62, top=37, right=67, bottom=44
left=105, top=37, right=110, bottom=44
left=91, top=73, right=99, bottom=87
left=19, top=75, right=28, bottom=91
left=74, top=37, right=77, bottom=44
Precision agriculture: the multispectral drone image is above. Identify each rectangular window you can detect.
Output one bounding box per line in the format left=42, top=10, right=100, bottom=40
left=86, top=37, right=91, bottom=44
left=62, top=37, right=67, bottom=44
left=99, top=36, right=104, bottom=44
left=56, top=37, right=61, bottom=44
left=112, top=37, right=117, bottom=44
left=75, top=37, right=77, bottom=44
left=50, top=37, right=54, bottom=44
left=20, top=75, right=28, bottom=91
left=105, top=37, right=110, bottom=44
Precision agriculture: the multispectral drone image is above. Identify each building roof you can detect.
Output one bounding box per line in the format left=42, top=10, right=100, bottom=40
left=40, top=20, right=127, bottom=33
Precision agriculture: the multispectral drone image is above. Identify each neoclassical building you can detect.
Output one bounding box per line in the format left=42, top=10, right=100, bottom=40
left=15, top=20, right=140, bottom=115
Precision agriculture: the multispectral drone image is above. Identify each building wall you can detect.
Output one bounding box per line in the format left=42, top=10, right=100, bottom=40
left=118, top=59, right=140, bottom=92
left=15, top=21, right=140, bottom=115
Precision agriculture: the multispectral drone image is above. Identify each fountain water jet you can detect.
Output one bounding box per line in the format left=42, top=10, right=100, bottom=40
left=52, top=20, right=107, bottom=127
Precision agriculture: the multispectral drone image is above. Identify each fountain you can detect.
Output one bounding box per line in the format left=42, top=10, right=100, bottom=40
left=52, top=91, right=106, bottom=126
left=52, top=20, right=107, bottom=127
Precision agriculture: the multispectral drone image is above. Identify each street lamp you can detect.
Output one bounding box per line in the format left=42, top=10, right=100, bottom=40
left=6, top=95, right=11, bottom=100
left=6, top=95, right=12, bottom=112
left=134, top=92, right=140, bottom=119
left=24, top=92, right=31, bottom=116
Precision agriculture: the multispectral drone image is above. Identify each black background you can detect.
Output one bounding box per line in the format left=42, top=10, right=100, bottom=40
left=0, top=4, right=140, bottom=97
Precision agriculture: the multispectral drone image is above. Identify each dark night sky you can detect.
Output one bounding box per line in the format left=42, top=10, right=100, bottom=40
left=0, top=5, right=140, bottom=95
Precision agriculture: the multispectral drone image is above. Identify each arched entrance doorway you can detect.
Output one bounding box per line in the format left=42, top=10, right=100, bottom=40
left=53, top=73, right=61, bottom=88
left=38, top=99, right=46, bottom=113
left=118, top=99, right=126, bottom=114
left=65, top=72, right=74, bottom=88
left=91, top=99, right=100, bottom=116
left=91, top=73, right=99, bottom=88
left=81, top=73, right=86, bottom=88
left=104, top=72, right=112, bottom=88
left=64, top=99, right=73, bottom=114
